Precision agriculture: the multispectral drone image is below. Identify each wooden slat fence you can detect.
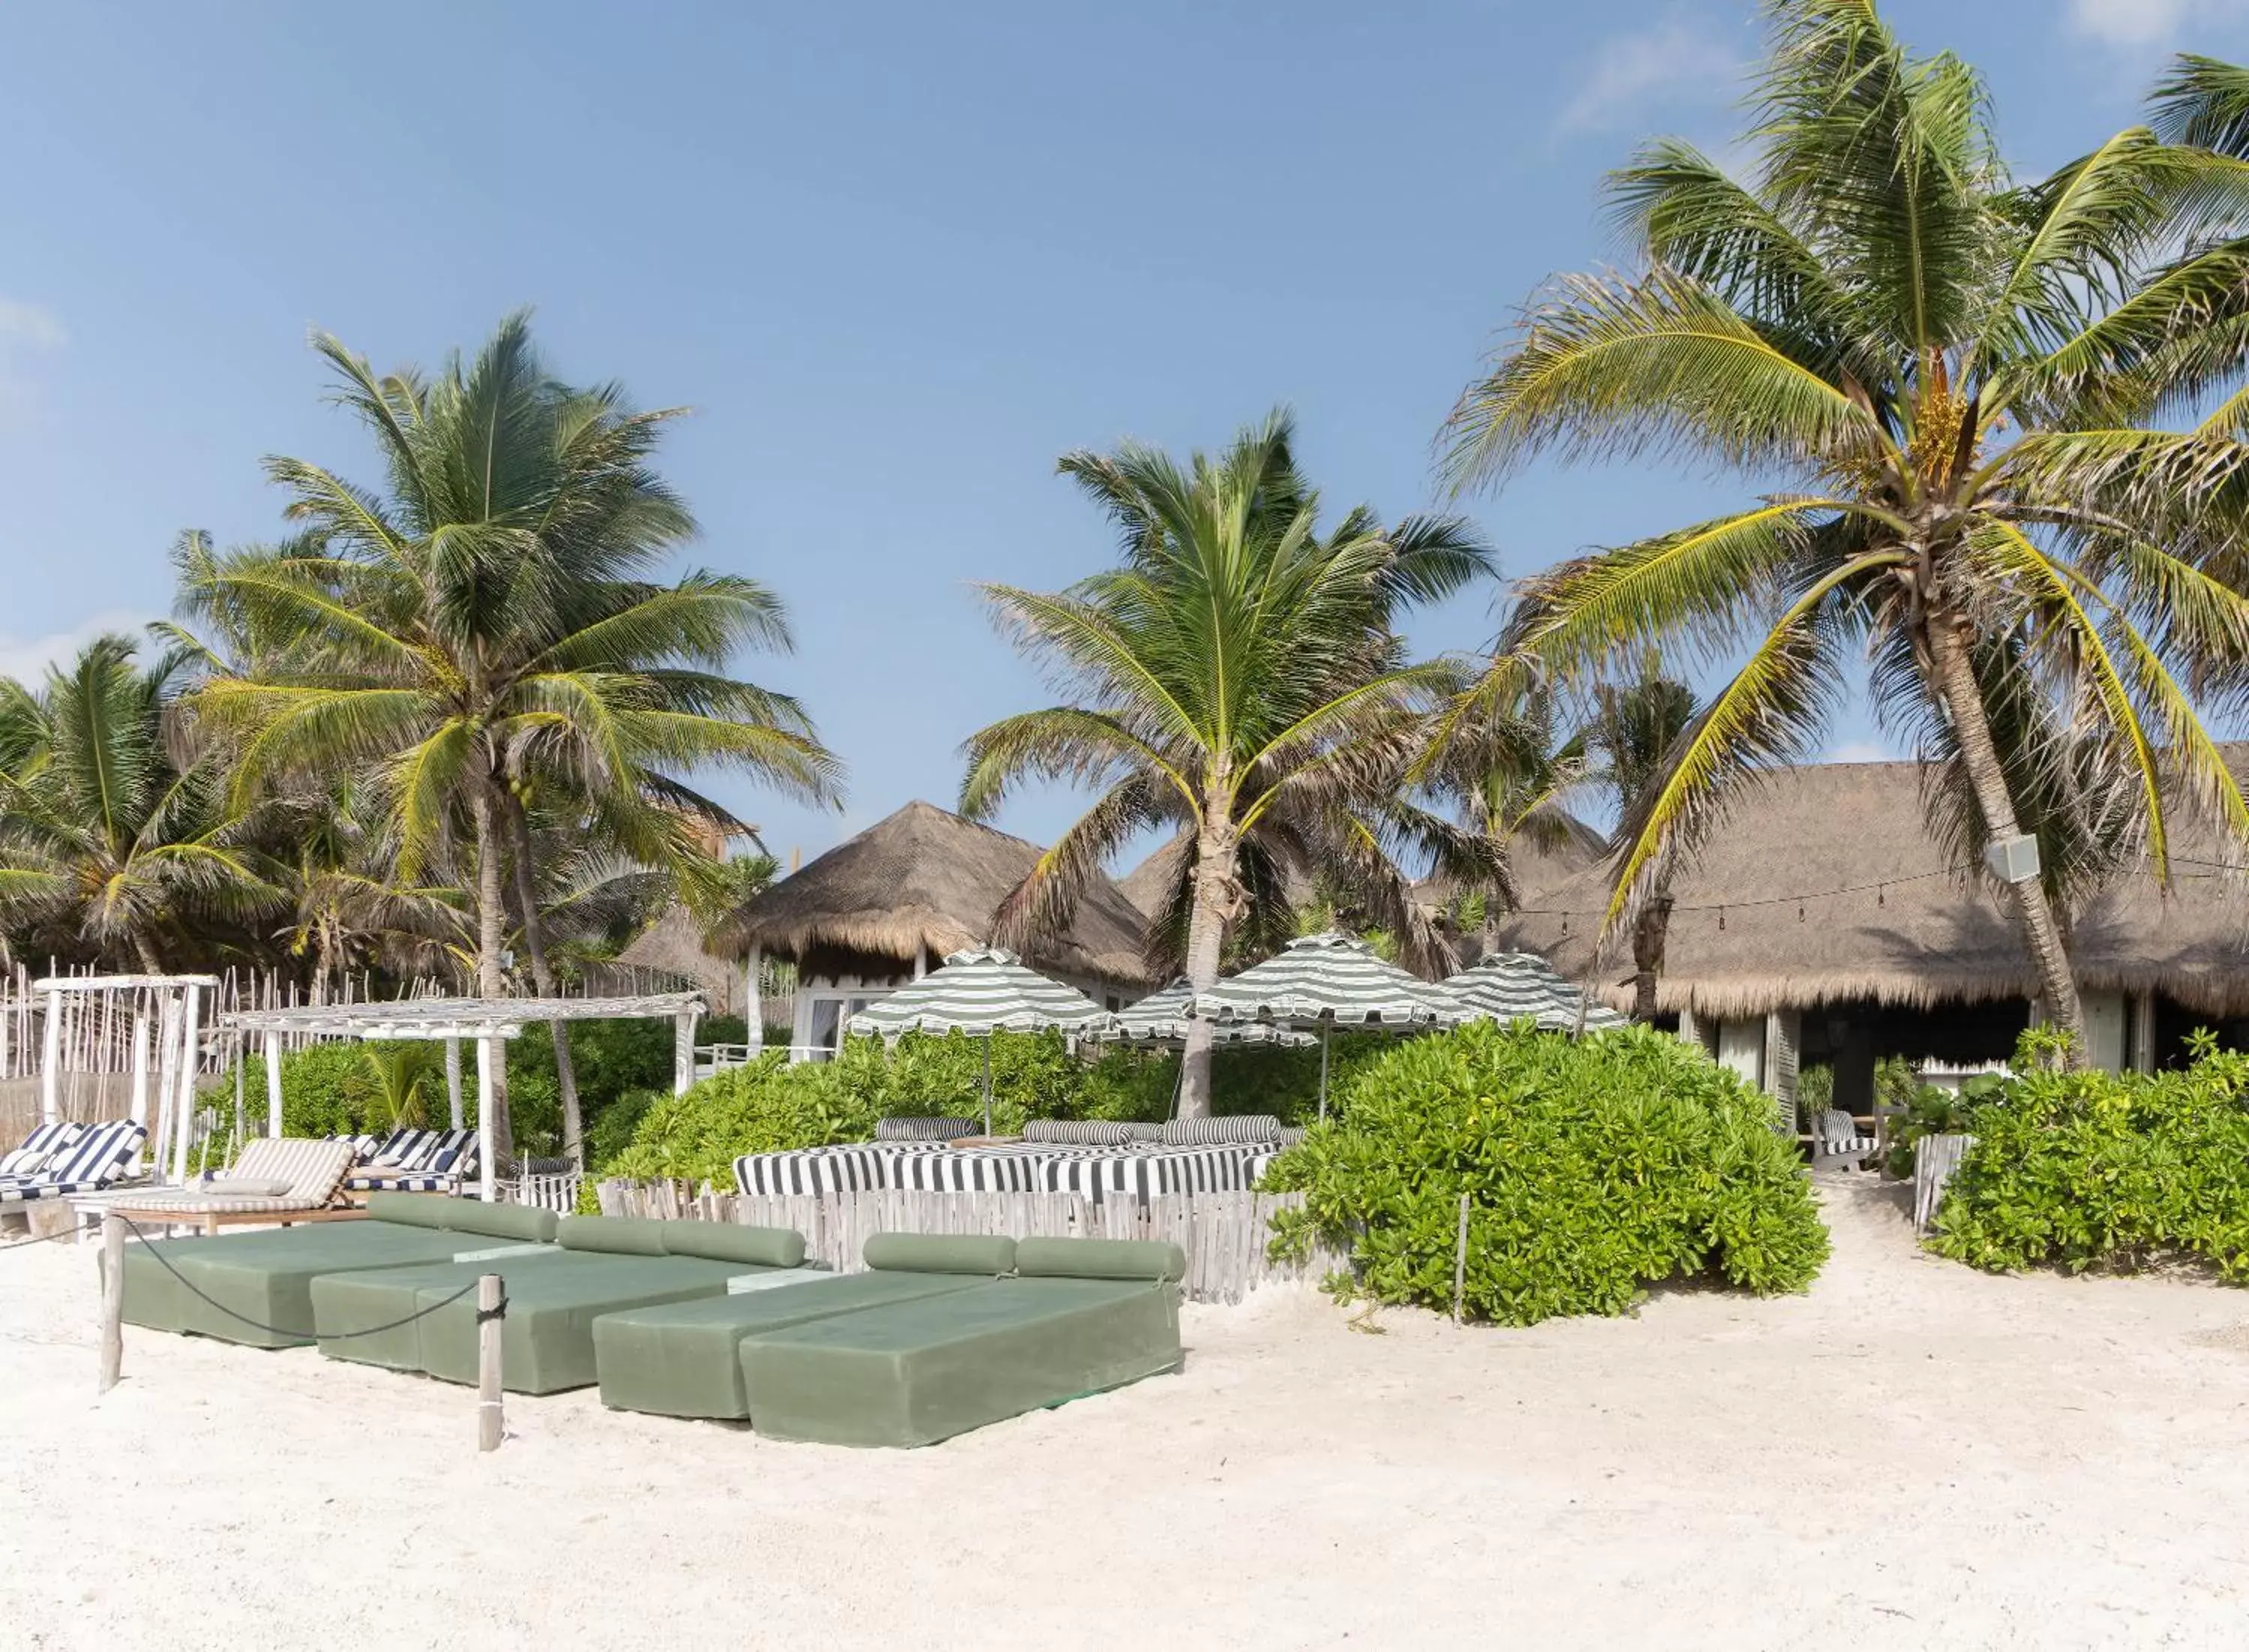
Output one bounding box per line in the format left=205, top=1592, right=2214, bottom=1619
left=592, top=1181, right=1348, bottom=1306
left=1912, top=1133, right=1976, bottom=1234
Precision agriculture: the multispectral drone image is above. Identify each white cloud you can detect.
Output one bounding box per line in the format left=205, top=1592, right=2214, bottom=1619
left=0, top=613, right=155, bottom=686
left=2069, top=0, right=2249, bottom=47
left=1557, top=13, right=1746, bottom=136
left=0, top=298, right=64, bottom=349
left=1825, top=740, right=1898, bottom=765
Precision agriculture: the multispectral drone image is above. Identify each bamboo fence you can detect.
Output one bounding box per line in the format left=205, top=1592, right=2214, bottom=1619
left=591, top=1181, right=1348, bottom=1305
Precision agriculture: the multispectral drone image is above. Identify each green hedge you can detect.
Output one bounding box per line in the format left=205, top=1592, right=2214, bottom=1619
left=591, top=1027, right=1368, bottom=1187
left=1265, top=1021, right=1829, bottom=1324
left=1930, top=1031, right=2249, bottom=1279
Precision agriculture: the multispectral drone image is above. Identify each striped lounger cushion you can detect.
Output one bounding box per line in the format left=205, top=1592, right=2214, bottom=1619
left=345, top=1129, right=480, bottom=1193
left=873, top=1117, right=981, bottom=1142
left=1020, top=1120, right=1139, bottom=1146
left=0, top=1120, right=148, bottom=1205
left=1157, top=1115, right=1285, bottom=1146
left=732, top=1143, right=947, bottom=1196
left=118, top=1136, right=355, bottom=1214
left=0, top=1119, right=86, bottom=1175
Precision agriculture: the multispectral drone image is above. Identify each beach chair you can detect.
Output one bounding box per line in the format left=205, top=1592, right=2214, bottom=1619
left=106, top=1136, right=358, bottom=1236
left=0, top=1120, right=86, bottom=1175
left=310, top=1214, right=808, bottom=1393
left=738, top=1235, right=1184, bottom=1447
left=0, top=1119, right=149, bottom=1208
left=343, top=1128, right=480, bottom=1197
left=120, top=1192, right=559, bottom=1349
left=593, top=1233, right=1012, bottom=1420
left=1810, top=1109, right=1879, bottom=1172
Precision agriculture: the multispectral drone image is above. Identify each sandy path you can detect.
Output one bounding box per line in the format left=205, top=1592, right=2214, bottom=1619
left=4, top=1179, right=2248, bottom=1650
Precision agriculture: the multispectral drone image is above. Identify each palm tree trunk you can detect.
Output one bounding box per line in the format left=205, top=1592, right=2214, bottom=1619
left=503, top=794, right=584, bottom=1166
left=313, top=926, right=334, bottom=1007
left=130, top=932, right=163, bottom=976
left=468, top=779, right=514, bottom=1160
left=1631, top=892, right=1672, bottom=1022
left=1176, top=805, right=1238, bottom=1121
left=1927, top=618, right=2086, bottom=1061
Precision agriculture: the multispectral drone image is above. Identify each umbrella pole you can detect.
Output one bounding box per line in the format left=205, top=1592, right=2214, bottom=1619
left=1318, top=1025, right=1331, bottom=1123
left=981, top=1037, right=993, bottom=1137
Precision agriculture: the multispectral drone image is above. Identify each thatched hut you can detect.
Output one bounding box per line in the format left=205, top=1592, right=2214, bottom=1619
left=614, top=905, right=743, bottom=1015
left=726, top=801, right=1155, bottom=1058
left=1494, top=755, right=2249, bottom=1112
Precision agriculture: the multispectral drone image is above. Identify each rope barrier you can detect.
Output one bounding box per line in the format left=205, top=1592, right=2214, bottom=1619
left=111, top=1213, right=494, bottom=1342
left=0, top=1226, right=81, bottom=1253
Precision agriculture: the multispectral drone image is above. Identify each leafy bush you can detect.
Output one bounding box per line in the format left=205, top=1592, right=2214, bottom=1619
left=1879, top=1076, right=1994, bottom=1179
left=1930, top=1031, right=2249, bottom=1280
left=1265, top=1022, right=1830, bottom=1324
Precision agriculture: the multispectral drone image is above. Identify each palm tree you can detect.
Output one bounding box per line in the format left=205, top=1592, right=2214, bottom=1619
left=183, top=314, right=841, bottom=1157
left=1440, top=1, right=2249, bottom=1058
left=1576, top=655, right=1697, bottom=1021
left=271, top=776, right=460, bottom=1001
left=962, top=411, right=1497, bottom=1116
left=0, top=635, right=280, bottom=970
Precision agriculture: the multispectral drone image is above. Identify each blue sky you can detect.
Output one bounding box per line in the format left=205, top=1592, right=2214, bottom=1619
left=4, top=1, right=2248, bottom=870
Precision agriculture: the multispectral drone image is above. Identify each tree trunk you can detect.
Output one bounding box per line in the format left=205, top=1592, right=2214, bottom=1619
left=313, top=926, right=334, bottom=1008
left=1176, top=801, right=1238, bottom=1121
left=468, top=780, right=514, bottom=1161
left=504, top=793, right=583, bottom=1166
left=1927, top=617, right=2086, bottom=1062
left=131, top=931, right=163, bottom=976
left=1631, top=892, right=1672, bottom=1023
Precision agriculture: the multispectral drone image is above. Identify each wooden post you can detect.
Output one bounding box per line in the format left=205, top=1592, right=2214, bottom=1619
left=744, top=944, right=763, bottom=1053
left=127, top=1012, right=151, bottom=1176
left=151, top=996, right=181, bottom=1178
left=673, top=1010, right=696, bottom=1096
left=445, top=1037, right=464, bottom=1130
left=475, top=1037, right=496, bottom=1203
left=100, top=1211, right=125, bottom=1394
left=477, top=1273, right=504, bottom=1452
left=264, top=1031, right=285, bottom=1138
left=1451, top=1193, right=1470, bottom=1327
left=39, top=986, right=61, bottom=1124
left=173, top=981, right=202, bottom=1184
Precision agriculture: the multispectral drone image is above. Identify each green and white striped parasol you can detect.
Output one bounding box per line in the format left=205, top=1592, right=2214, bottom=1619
left=846, top=947, right=1113, bottom=1133
left=1444, top=952, right=1630, bottom=1033
left=1190, top=932, right=1463, bottom=1118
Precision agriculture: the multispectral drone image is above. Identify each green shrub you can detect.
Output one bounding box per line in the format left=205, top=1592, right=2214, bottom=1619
left=1265, top=1021, right=1830, bottom=1324
left=1930, top=1031, right=2249, bottom=1279
left=1879, top=1076, right=1992, bottom=1179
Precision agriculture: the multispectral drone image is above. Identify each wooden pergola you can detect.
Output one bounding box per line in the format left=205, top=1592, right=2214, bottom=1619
left=217, top=992, right=707, bottom=1202
left=33, top=974, right=219, bottom=1184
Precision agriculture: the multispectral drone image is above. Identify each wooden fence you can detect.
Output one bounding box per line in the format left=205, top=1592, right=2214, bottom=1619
left=591, top=1182, right=1348, bottom=1306
left=1912, top=1133, right=1976, bottom=1234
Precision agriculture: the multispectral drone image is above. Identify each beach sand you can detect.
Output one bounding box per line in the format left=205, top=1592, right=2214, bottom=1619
left=4, top=1178, right=2248, bottom=1650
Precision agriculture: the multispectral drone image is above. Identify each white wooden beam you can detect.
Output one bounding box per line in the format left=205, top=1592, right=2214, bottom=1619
left=38, top=986, right=61, bottom=1125
left=475, top=1036, right=497, bottom=1204
left=264, top=1031, right=285, bottom=1138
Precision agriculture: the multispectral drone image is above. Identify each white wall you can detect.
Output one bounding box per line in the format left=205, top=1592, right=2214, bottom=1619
left=1717, top=1019, right=1766, bottom=1090
left=2082, top=990, right=2128, bottom=1075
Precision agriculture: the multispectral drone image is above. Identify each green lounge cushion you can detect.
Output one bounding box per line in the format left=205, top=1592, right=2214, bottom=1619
left=415, top=1253, right=748, bottom=1393
left=593, top=1270, right=987, bottom=1419
left=364, top=1193, right=457, bottom=1230
left=1015, top=1237, right=1186, bottom=1282
left=860, top=1232, right=1015, bottom=1276
left=558, top=1215, right=670, bottom=1255
left=447, top=1201, right=558, bottom=1243
left=741, top=1276, right=1182, bottom=1448
left=661, top=1222, right=807, bottom=1268
left=122, top=1220, right=490, bottom=1349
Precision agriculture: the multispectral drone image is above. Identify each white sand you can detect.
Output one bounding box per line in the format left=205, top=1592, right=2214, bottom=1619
left=4, top=1180, right=2248, bottom=1650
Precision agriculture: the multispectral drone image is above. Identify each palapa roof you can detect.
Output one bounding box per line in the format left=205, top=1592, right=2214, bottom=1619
left=727, top=801, right=1155, bottom=986
left=1493, top=755, right=2249, bottom=1020
left=615, top=905, right=739, bottom=1013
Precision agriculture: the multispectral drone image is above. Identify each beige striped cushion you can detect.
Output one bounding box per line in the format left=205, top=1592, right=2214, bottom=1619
left=122, top=1137, right=355, bottom=1213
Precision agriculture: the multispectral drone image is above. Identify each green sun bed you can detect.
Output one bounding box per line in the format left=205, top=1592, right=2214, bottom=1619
left=738, top=1238, right=1185, bottom=1448
left=310, top=1215, right=807, bottom=1393
left=119, top=1193, right=559, bottom=1350
left=592, top=1233, right=1017, bottom=1419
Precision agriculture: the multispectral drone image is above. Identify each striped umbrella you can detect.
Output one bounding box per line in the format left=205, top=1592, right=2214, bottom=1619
left=1097, top=979, right=1316, bottom=1049
left=1445, top=952, right=1630, bottom=1034
left=1190, top=932, right=1463, bottom=1118
left=847, top=947, right=1112, bottom=1134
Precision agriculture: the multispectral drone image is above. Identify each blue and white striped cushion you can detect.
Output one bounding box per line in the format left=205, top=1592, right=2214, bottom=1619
left=1, top=1120, right=85, bottom=1174
left=0, top=1119, right=146, bottom=1203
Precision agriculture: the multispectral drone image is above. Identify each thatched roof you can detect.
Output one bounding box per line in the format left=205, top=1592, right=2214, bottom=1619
left=1118, top=831, right=1190, bottom=919
left=728, top=801, right=1155, bottom=986
left=615, top=905, right=739, bottom=1013
left=1494, top=755, right=2249, bottom=1020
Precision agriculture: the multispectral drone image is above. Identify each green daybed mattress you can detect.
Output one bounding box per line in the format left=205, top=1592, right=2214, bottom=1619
left=592, top=1232, right=1018, bottom=1419
left=119, top=1193, right=559, bottom=1350
left=310, top=1215, right=807, bottom=1393
left=738, top=1237, right=1186, bottom=1448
